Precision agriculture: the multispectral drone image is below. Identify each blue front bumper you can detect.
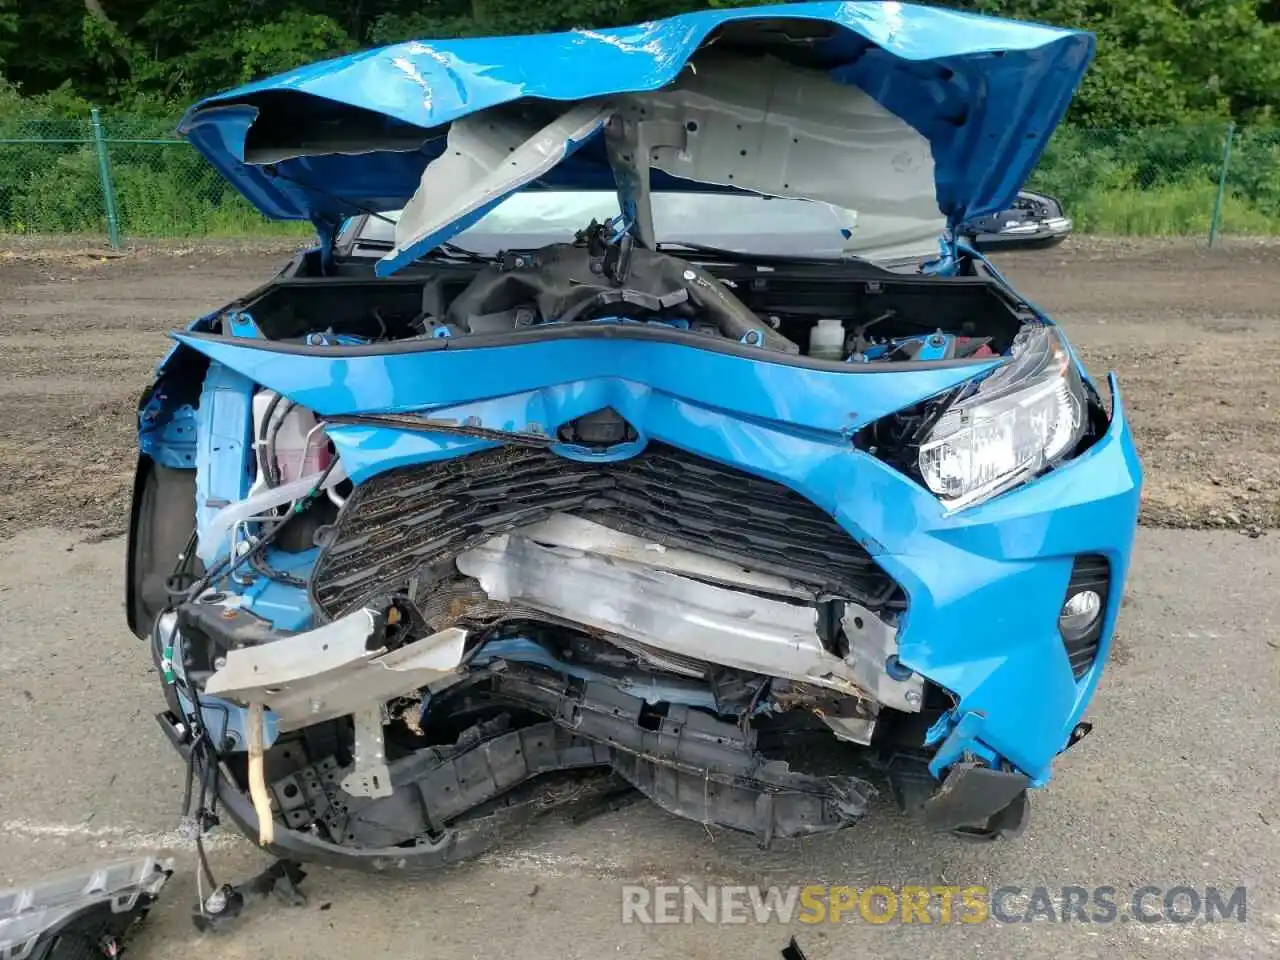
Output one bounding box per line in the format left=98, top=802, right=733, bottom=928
left=878, top=372, right=1140, bottom=784
left=173, top=330, right=1142, bottom=789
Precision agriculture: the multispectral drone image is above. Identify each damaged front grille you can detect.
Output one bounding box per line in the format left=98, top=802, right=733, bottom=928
left=310, top=442, right=900, bottom=619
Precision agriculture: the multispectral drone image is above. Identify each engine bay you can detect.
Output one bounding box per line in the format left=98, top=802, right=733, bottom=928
left=224, top=221, right=1029, bottom=363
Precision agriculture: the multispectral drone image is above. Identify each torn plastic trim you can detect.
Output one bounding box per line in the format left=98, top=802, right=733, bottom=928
left=274, top=720, right=613, bottom=847
left=464, top=662, right=876, bottom=842
left=925, top=708, right=1002, bottom=779
left=471, top=635, right=723, bottom=712
left=201, top=606, right=468, bottom=729
left=157, top=710, right=611, bottom=873
left=159, top=646, right=877, bottom=867
left=922, top=762, right=1030, bottom=840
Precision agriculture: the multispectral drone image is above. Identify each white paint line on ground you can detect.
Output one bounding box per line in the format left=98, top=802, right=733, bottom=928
left=2, top=820, right=626, bottom=877
left=2, top=818, right=242, bottom=852
left=475, top=849, right=625, bottom=877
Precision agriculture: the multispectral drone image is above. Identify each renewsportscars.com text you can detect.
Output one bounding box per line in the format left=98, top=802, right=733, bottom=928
left=620, top=884, right=1247, bottom=925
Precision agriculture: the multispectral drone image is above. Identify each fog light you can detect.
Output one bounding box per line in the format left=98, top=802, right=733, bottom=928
left=1059, top=590, right=1101, bottom=641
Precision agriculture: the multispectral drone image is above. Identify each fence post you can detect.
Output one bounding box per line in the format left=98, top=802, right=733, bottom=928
left=89, top=107, right=121, bottom=249
left=1208, top=121, right=1235, bottom=249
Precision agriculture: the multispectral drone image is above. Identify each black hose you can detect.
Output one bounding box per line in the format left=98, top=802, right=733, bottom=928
left=248, top=550, right=308, bottom=588
left=672, top=257, right=798, bottom=354
left=166, top=635, right=231, bottom=898
left=194, top=738, right=218, bottom=890
left=265, top=400, right=297, bottom=488
left=164, top=529, right=201, bottom=599
left=257, top=392, right=284, bottom=488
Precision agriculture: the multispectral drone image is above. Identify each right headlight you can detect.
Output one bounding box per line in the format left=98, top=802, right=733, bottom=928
left=918, top=325, right=1086, bottom=509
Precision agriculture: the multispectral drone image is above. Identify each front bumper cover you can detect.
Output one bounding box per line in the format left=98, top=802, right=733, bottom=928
left=156, top=325, right=1140, bottom=862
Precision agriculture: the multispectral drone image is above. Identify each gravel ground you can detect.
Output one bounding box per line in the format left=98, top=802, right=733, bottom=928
left=0, top=527, right=1275, bottom=959
left=0, top=236, right=1277, bottom=539
left=0, top=237, right=1278, bottom=957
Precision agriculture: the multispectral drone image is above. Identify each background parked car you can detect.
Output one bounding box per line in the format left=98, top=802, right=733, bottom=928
left=960, top=190, right=1073, bottom=251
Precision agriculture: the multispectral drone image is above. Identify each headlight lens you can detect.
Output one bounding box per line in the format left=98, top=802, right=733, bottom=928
left=918, top=326, right=1085, bottom=509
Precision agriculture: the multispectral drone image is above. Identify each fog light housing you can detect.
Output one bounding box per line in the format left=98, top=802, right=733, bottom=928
left=1060, top=555, right=1111, bottom=680
left=1059, top=590, right=1101, bottom=641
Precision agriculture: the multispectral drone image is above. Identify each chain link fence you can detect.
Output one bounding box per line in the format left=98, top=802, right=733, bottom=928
left=1029, top=123, right=1280, bottom=242
left=1, top=112, right=1278, bottom=246
left=0, top=113, right=298, bottom=243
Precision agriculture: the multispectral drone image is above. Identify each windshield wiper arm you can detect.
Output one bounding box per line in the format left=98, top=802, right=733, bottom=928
left=656, top=240, right=845, bottom=265
left=435, top=242, right=495, bottom=263
left=352, top=237, right=494, bottom=264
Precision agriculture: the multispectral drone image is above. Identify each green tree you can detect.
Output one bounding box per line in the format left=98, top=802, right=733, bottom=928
left=0, top=0, right=1276, bottom=126
left=972, top=0, right=1280, bottom=124
left=0, top=0, right=16, bottom=72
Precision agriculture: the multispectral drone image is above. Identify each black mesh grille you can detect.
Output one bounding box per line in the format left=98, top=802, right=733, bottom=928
left=310, top=442, right=900, bottom=619
left=1063, top=554, right=1110, bottom=680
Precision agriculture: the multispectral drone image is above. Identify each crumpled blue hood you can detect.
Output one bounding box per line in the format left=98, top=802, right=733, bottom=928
left=180, top=2, right=1092, bottom=254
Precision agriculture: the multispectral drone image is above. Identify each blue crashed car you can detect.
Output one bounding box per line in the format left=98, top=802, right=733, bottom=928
left=128, top=2, right=1141, bottom=869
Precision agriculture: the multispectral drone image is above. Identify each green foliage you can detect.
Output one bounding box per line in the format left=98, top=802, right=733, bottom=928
left=1024, top=124, right=1280, bottom=235
left=0, top=77, right=94, bottom=119
left=0, top=0, right=17, bottom=71
left=0, top=0, right=1275, bottom=127
left=1, top=0, right=1279, bottom=240
left=223, top=12, right=352, bottom=85
left=0, top=117, right=1277, bottom=238
left=370, top=0, right=774, bottom=43
left=0, top=114, right=304, bottom=236
left=972, top=0, right=1280, bottom=125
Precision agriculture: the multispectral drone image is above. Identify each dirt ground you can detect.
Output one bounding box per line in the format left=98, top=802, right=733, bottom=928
left=0, top=236, right=1277, bottom=539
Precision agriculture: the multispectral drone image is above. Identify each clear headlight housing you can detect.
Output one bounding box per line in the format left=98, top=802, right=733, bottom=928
left=919, top=325, right=1085, bottom=509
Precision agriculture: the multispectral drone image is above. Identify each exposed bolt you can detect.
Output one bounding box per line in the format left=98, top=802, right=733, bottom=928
left=213, top=656, right=227, bottom=670
left=682, top=269, right=697, bottom=281
left=309, top=698, right=324, bottom=714
left=904, top=690, right=922, bottom=707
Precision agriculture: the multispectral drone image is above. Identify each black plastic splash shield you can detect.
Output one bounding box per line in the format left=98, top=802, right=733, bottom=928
left=460, top=662, right=875, bottom=843
left=158, top=657, right=875, bottom=870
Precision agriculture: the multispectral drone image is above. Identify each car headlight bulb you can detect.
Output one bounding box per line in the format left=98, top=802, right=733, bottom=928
left=919, top=326, right=1086, bottom=509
